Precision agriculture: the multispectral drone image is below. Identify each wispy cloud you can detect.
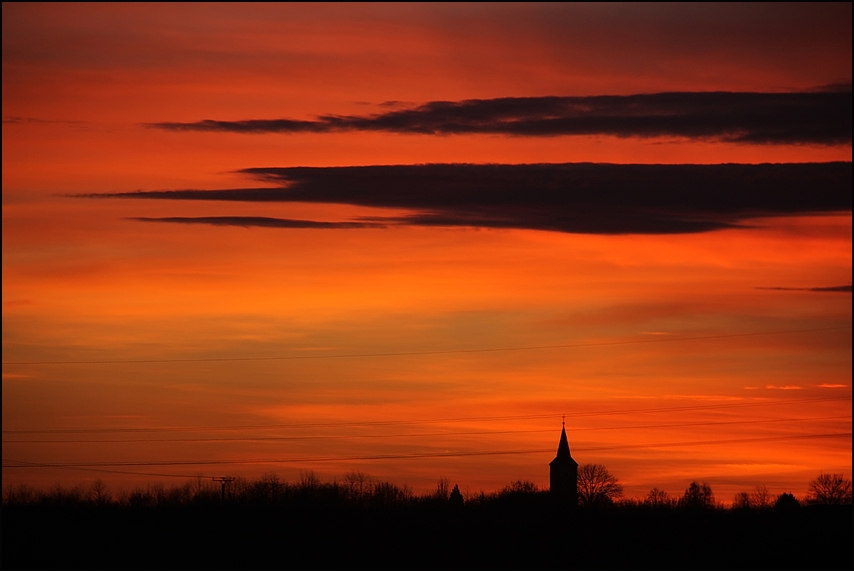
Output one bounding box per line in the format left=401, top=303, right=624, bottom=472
left=3, top=116, right=89, bottom=128
left=148, top=89, right=852, bottom=144
left=817, top=384, right=849, bottom=389
left=757, top=285, right=852, bottom=293
left=130, top=217, right=382, bottom=229
left=2, top=373, right=33, bottom=380
left=86, top=162, right=852, bottom=235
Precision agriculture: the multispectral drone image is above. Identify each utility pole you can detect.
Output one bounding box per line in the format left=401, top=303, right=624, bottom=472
left=212, top=477, right=235, bottom=503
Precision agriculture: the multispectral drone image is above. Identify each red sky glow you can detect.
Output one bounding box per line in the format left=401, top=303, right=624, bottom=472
left=2, top=3, right=851, bottom=505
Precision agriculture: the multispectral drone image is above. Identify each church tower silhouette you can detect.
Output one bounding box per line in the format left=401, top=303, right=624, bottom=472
left=549, top=419, right=578, bottom=504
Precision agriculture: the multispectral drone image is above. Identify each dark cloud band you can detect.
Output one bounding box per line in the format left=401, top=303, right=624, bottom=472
left=149, top=89, right=852, bottom=144
left=89, top=162, right=851, bottom=235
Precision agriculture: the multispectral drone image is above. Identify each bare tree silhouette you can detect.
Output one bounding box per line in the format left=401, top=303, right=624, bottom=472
left=344, top=471, right=374, bottom=502
left=372, top=481, right=411, bottom=506
left=299, top=470, right=320, bottom=492
left=806, top=473, right=853, bottom=505
left=3, top=483, right=36, bottom=505
left=435, top=477, right=451, bottom=501
left=261, top=472, right=283, bottom=502
left=733, top=485, right=772, bottom=509
left=576, top=463, right=623, bottom=506
left=88, top=479, right=111, bottom=505
left=733, top=492, right=751, bottom=509
left=750, top=484, right=772, bottom=508
left=645, top=487, right=672, bottom=508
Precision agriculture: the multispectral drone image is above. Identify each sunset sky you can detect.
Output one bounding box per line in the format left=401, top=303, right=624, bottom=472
left=2, top=3, right=851, bottom=503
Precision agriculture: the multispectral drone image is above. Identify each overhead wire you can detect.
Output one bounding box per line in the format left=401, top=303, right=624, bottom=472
left=1, top=459, right=216, bottom=480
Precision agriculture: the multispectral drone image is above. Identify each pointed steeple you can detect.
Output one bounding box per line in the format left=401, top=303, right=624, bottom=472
left=550, top=421, right=578, bottom=466
left=555, top=423, right=572, bottom=462
left=550, top=418, right=579, bottom=505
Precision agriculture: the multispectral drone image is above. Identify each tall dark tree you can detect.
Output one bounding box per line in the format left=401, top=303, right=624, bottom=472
left=435, top=478, right=451, bottom=501
left=449, top=484, right=464, bottom=509
left=679, top=481, right=715, bottom=509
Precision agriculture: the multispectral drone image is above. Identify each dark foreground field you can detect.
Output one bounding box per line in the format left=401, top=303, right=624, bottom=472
left=3, top=495, right=851, bottom=568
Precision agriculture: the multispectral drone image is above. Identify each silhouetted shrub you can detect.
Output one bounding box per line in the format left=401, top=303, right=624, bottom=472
left=774, top=492, right=801, bottom=510
left=501, top=480, right=539, bottom=495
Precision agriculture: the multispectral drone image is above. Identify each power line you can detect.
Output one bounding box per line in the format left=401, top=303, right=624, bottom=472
left=580, top=432, right=852, bottom=452
left=2, top=325, right=849, bottom=366
left=3, top=431, right=849, bottom=471
left=2, top=412, right=557, bottom=435
left=1, top=458, right=214, bottom=480
left=4, top=395, right=849, bottom=435
left=4, top=415, right=850, bottom=444
left=563, top=396, right=851, bottom=420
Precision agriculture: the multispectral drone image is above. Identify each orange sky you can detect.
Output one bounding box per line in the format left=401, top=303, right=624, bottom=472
left=2, top=3, right=851, bottom=503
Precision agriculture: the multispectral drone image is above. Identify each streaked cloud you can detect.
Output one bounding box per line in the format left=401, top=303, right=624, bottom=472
left=148, top=89, right=852, bottom=144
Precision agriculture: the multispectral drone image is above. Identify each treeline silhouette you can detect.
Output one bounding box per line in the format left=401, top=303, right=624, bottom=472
left=3, top=471, right=851, bottom=568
